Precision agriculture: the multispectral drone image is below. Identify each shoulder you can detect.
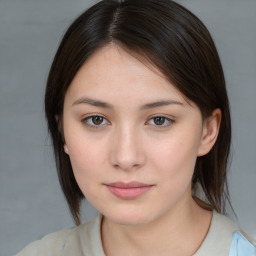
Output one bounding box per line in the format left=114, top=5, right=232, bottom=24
left=15, top=224, right=83, bottom=256
left=14, top=215, right=104, bottom=256
left=14, top=226, right=83, bottom=256
left=214, top=213, right=256, bottom=247
left=195, top=211, right=256, bottom=256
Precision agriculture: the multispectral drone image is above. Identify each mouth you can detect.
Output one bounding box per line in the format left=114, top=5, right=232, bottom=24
left=104, top=181, right=154, bottom=200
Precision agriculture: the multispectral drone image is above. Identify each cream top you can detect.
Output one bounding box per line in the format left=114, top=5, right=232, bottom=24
left=15, top=211, right=252, bottom=256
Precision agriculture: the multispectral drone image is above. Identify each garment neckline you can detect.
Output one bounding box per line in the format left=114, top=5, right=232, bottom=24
left=80, top=211, right=237, bottom=256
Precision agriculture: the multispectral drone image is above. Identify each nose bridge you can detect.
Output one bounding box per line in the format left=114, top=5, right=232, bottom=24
left=110, top=123, right=145, bottom=170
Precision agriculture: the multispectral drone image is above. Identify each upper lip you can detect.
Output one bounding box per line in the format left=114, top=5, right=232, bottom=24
left=105, top=181, right=153, bottom=188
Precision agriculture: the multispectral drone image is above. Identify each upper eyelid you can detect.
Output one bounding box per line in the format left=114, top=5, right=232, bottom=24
left=82, top=114, right=108, bottom=120
left=147, top=114, right=175, bottom=121
left=148, top=115, right=173, bottom=119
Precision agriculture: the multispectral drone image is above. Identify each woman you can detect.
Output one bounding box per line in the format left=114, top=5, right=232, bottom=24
left=16, top=0, right=255, bottom=255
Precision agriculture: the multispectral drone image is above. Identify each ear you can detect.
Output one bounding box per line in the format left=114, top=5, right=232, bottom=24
left=197, top=109, right=221, bottom=157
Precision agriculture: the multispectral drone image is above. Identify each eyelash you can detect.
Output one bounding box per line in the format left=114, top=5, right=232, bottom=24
left=146, top=116, right=174, bottom=127
left=81, top=115, right=174, bottom=129
left=81, top=115, right=110, bottom=128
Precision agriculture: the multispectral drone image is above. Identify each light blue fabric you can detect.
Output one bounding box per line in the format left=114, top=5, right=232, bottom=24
left=229, top=231, right=256, bottom=256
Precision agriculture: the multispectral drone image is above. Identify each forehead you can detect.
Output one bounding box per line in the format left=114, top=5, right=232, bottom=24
left=65, top=44, right=189, bottom=106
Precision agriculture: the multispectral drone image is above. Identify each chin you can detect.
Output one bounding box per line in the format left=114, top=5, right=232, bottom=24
left=102, top=206, right=156, bottom=226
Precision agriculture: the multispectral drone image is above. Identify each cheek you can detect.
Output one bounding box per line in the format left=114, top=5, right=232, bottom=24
left=69, top=138, right=106, bottom=172
left=150, top=138, right=199, bottom=205
left=153, top=137, right=198, bottom=168
left=65, top=129, right=109, bottom=189
left=150, top=132, right=200, bottom=182
left=66, top=136, right=108, bottom=201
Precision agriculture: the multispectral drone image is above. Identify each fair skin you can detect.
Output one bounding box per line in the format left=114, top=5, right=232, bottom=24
left=62, top=44, right=221, bottom=256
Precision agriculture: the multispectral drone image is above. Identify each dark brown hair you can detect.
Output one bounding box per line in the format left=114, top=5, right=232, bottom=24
left=45, top=0, right=231, bottom=225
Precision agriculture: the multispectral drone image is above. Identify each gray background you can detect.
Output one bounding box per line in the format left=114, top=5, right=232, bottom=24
left=0, top=0, right=255, bottom=255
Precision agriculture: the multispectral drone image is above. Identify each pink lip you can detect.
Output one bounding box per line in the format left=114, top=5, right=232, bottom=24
left=105, top=182, right=153, bottom=200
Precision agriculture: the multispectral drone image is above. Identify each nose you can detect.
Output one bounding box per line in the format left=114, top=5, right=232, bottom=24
left=110, top=126, right=146, bottom=171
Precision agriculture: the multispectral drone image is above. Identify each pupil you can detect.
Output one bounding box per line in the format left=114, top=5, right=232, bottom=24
left=154, top=117, right=165, bottom=125
left=92, top=116, right=103, bottom=125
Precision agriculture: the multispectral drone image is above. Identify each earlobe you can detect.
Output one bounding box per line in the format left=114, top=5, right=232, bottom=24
left=64, top=144, right=69, bottom=154
left=197, top=109, right=222, bottom=157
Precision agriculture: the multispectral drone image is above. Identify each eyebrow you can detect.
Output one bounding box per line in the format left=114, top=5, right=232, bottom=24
left=72, top=97, right=184, bottom=109
left=72, top=97, right=113, bottom=109
left=139, top=99, right=184, bottom=110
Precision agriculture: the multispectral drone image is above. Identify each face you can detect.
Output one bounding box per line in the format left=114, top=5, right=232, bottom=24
left=63, top=44, right=210, bottom=226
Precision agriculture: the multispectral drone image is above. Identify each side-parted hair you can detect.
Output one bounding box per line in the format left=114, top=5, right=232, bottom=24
left=45, top=0, right=231, bottom=225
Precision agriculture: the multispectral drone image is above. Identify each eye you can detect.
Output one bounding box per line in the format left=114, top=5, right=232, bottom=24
left=147, top=116, right=174, bottom=127
left=82, top=115, right=109, bottom=127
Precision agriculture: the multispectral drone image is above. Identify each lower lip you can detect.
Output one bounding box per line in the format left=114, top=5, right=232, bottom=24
left=106, top=186, right=153, bottom=200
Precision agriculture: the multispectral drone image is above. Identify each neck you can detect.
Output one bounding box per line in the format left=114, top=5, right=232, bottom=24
left=101, top=196, right=212, bottom=256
